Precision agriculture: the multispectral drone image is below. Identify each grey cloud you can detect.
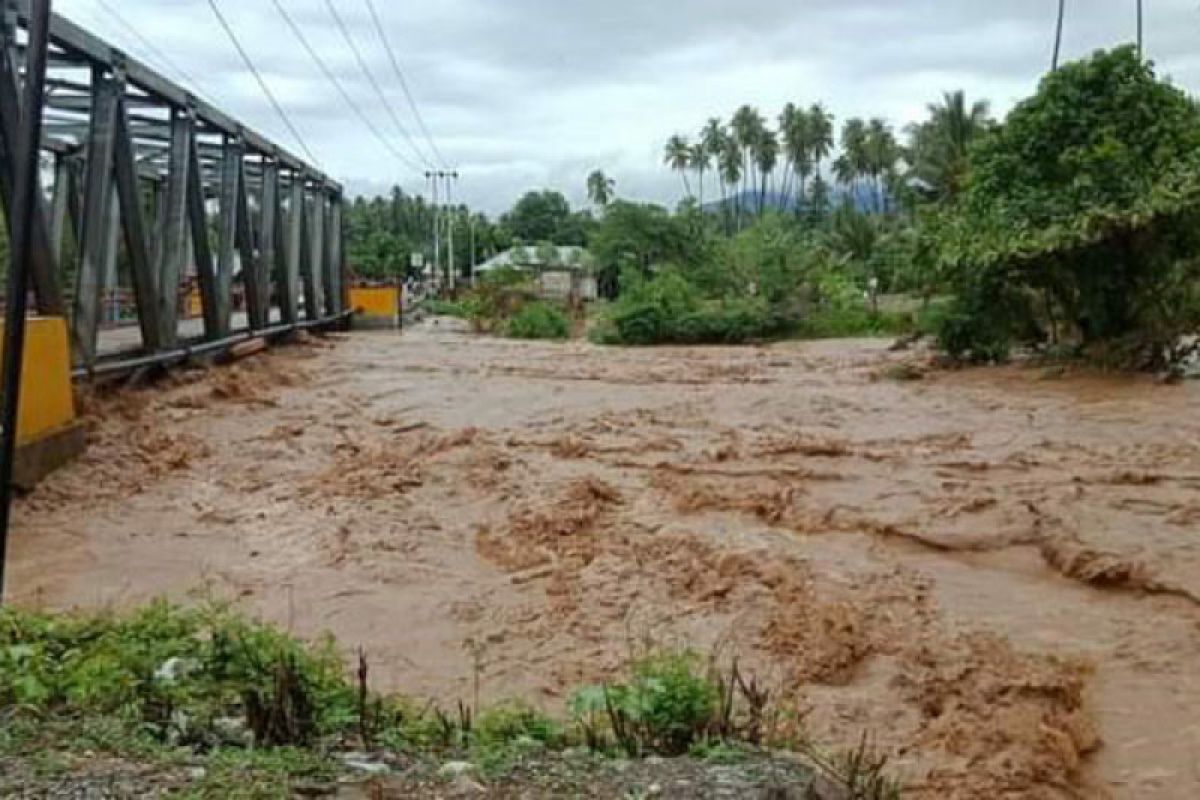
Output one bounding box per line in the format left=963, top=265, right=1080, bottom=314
left=56, top=0, right=1200, bottom=214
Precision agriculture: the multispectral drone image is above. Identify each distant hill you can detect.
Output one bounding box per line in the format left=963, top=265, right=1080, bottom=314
left=699, top=184, right=880, bottom=215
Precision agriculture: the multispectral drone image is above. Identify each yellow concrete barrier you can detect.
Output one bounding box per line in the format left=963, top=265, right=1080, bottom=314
left=350, top=286, right=400, bottom=329
left=0, top=316, right=85, bottom=488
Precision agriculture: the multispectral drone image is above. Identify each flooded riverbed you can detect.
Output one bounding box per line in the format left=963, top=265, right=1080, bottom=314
left=11, top=322, right=1200, bottom=798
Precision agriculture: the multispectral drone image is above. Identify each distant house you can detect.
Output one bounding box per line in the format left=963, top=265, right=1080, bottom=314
left=474, top=245, right=598, bottom=302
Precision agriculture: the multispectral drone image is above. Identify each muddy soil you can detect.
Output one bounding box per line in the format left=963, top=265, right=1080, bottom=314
left=11, top=322, right=1200, bottom=798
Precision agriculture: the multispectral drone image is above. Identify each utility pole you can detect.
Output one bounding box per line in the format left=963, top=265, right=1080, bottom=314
left=445, top=171, right=458, bottom=292
left=468, top=214, right=476, bottom=287
left=426, top=171, right=440, bottom=292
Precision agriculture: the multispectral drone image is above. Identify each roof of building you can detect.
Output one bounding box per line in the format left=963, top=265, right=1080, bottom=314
left=476, top=245, right=592, bottom=273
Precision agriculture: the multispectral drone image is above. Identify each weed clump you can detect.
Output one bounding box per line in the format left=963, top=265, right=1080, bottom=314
left=506, top=301, right=571, bottom=340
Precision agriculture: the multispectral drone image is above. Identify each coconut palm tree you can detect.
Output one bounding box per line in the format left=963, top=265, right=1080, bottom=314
left=664, top=135, right=693, bottom=199
left=808, top=103, right=835, bottom=183
left=731, top=105, right=763, bottom=211
left=719, top=136, right=743, bottom=231
left=837, top=117, right=869, bottom=205
left=865, top=118, right=898, bottom=213
left=905, top=90, right=992, bottom=202
left=753, top=127, right=779, bottom=215
left=586, top=169, right=615, bottom=208
left=701, top=118, right=727, bottom=216
left=777, top=103, right=799, bottom=207
left=690, top=142, right=711, bottom=210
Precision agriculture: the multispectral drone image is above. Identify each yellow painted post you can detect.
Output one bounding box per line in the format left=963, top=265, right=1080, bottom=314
left=349, top=286, right=401, bottom=329
left=0, top=317, right=84, bottom=487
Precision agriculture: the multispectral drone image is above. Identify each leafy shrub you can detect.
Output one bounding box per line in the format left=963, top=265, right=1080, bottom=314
left=598, top=271, right=791, bottom=345
left=506, top=302, right=571, bottom=340
left=0, top=602, right=356, bottom=746
left=571, top=652, right=717, bottom=756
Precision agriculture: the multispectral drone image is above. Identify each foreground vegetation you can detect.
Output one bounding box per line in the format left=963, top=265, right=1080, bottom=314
left=0, top=602, right=901, bottom=798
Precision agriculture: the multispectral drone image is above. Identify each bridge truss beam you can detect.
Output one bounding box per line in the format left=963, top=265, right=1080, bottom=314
left=0, top=0, right=348, bottom=370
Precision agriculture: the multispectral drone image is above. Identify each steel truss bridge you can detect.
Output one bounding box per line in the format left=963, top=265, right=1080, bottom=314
left=1, top=0, right=350, bottom=377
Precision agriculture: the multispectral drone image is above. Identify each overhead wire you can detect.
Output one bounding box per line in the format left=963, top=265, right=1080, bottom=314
left=91, top=0, right=205, bottom=97
left=204, top=0, right=319, bottom=165
left=362, top=0, right=451, bottom=170
left=266, top=0, right=424, bottom=175
left=321, top=0, right=433, bottom=170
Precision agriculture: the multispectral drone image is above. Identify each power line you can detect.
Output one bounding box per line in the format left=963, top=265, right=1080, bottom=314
left=204, top=0, right=319, bottom=165
left=92, top=0, right=204, bottom=97
left=266, top=0, right=423, bottom=174
left=321, top=0, right=433, bottom=169
left=361, top=0, right=450, bottom=170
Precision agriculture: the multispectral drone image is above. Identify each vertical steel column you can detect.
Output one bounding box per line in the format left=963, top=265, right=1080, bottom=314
left=186, top=134, right=219, bottom=339
left=0, top=0, right=51, bottom=601
left=47, top=154, right=69, bottom=266
left=0, top=0, right=61, bottom=315
left=328, top=193, right=345, bottom=315
left=235, top=158, right=264, bottom=331
left=71, top=67, right=120, bottom=366
left=321, top=189, right=336, bottom=317
left=154, top=109, right=192, bottom=347
left=258, top=159, right=280, bottom=328
left=215, top=135, right=242, bottom=336
left=112, top=91, right=163, bottom=352
left=306, top=189, right=324, bottom=322
left=281, top=172, right=302, bottom=324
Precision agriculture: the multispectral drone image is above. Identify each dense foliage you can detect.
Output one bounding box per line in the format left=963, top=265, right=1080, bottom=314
left=345, top=46, right=1200, bottom=370
left=936, top=47, right=1200, bottom=366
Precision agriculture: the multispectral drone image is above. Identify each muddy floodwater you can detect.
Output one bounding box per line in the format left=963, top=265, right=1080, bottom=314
left=11, top=321, right=1200, bottom=798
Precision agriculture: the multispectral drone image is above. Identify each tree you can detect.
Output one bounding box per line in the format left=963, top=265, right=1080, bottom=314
left=731, top=105, right=764, bottom=214
left=587, top=170, right=616, bottom=208
left=938, top=46, right=1200, bottom=365
left=500, top=190, right=580, bottom=244
left=718, top=135, right=743, bottom=232
left=808, top=103, right=835, bottom=183
left=864, top=118, right=898, bottom=213
left=664, top=135, right=694, bottom=199
left=905, top=90, right=993, bottom=203
left=701, top=118, right=729, bottom=222
left=590, top=200, right=709, bottom=296
left=690, top=142, right=711, bottom=210
left=752, top=127, right=779, bottom=215
left=836, top=118, right=868, bottom=205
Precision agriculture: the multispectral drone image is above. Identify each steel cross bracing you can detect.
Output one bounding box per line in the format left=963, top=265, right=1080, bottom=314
left=0, top=0, right=350, bottom=370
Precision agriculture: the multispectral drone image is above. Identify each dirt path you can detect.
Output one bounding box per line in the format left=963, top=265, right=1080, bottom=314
left=11, top=322, right=1200, bottom=798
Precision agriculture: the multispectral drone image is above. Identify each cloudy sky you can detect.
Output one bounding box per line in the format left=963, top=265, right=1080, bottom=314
left=55, top=0, right=1200, bottom=214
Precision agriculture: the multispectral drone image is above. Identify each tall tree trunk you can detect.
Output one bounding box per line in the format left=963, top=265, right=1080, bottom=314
left=698, top=165, right=705, bottom=210
left=1052, top=0, right=1065, bottom=70
left=1136, top=0, right=1143, bottom=60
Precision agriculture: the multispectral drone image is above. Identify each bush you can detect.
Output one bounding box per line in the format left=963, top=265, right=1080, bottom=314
left=506, top=302, right=571, bottom=340
left=0, top=602, right=356, bottom=747
left=571, top=652, right=717, bottom=757
left=597, top=271, right=792, bottom=345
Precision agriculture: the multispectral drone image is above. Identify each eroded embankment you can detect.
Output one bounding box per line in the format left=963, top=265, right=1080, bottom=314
left=11, top=325, right=1200, bottom=798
